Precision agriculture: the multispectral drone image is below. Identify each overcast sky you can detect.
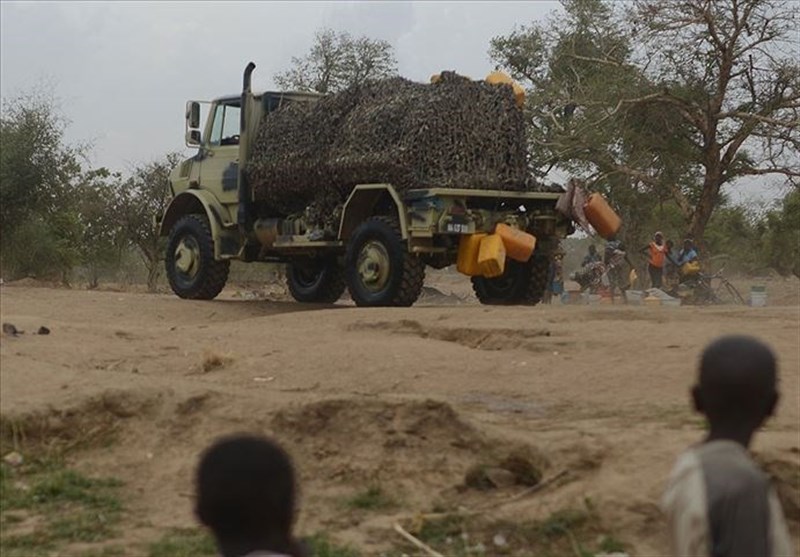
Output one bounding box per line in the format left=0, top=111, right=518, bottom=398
left=1, top=1, right=559, bottom=171
left=0, top=0, right=786, bottom=205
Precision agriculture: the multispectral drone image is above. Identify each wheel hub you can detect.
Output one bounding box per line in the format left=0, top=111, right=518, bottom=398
left=175, top=238, right=199, bottom=277
left=357, top=241, right=390, bottom=292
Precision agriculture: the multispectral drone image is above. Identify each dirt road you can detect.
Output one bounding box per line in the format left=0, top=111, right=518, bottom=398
left=1, top=278, right=798, bottom=555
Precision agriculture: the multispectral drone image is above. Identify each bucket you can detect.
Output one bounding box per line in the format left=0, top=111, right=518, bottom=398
left=750, top=286, right=767, bottom=307
left=566, top=290, right=583, bottom=305
left=626, top=290, right=644, bottom=305
left=584, top=294, right=602, bottom=305
left=662, top=297, right=682, bottom=308
left=644, top=295, right=662, bottom=307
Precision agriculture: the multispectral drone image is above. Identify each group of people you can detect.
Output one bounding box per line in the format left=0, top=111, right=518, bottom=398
left=559, top=232, right=702, bottom=302
left=194, top=335, right=793, bottom=557
left=641, top=231, right=700, bottom=290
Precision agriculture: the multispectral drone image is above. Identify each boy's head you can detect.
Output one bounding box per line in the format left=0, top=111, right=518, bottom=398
left=692, top=336, right=779, bottom=432
left=195, top=434, right=296, bottom=545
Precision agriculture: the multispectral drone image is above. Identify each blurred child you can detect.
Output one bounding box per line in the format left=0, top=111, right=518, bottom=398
left=661, top=336, right=793, bottom=556
left=196, top=435, right=306, bottom=557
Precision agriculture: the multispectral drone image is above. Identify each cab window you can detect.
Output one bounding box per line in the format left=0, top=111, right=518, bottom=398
left=208, top=103, right=241, bottom=146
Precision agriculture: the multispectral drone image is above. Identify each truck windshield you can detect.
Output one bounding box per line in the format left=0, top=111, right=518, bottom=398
left=208, top=103, right=241, bottom=146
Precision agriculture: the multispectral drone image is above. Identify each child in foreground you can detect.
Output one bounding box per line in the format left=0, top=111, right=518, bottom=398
left=661, top=335, right=794, bottom=556
left=196, top=434, right=306, bottom=557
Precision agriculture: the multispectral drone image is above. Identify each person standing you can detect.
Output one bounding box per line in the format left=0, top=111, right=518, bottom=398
left=662, top=336, right=794, bottom=556
left=640, top=231, right=666, bottom=289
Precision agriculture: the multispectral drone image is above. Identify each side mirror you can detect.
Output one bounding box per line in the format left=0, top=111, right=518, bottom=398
left=186, top=129, right=201, bottom=147
left=186, top=101, right=201, bottom=129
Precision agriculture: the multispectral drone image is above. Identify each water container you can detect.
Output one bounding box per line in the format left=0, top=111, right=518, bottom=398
left=456, top=233, right=487, bottom=276
left=644, top=295, right=662, bottom=307
left=478, top=234, right=507, bottom=278
left=495, top=223, right=536, bottom=262
left=662, top=297, right=682, bottom=308
left=627, top=290, right=644, bottom=305
left=750, top=286, right=767, bottom=307
left=485, top=71, right=526, bottom=108
left=584, top=193, right=622, bottom=239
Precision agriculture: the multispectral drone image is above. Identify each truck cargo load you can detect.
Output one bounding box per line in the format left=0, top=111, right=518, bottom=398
left=246, top=72, right=530, bottom=223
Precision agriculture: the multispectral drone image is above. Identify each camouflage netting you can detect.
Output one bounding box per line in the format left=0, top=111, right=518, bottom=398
left=247, top=72, right=530, bottom=223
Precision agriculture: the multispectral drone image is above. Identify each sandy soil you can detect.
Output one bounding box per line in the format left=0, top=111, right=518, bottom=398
left=1, top=273, right=798, bottom=555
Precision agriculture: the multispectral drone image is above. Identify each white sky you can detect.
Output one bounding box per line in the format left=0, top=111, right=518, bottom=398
left=1, top=1, right=558, bottom=171
left=0, top=0, right=787, bottom=204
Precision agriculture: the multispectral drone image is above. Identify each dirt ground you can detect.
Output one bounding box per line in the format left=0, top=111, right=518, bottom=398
left=1, top=271, right=799, bottom=556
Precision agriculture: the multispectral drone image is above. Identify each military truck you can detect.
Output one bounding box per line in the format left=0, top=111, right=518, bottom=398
left=158, top=63, right=577, bottom=307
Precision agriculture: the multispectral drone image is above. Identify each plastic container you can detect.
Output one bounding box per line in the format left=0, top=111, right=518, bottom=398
left=644, top=295, right=662, bottom=307
left=626, top=290, right=644, bottom=305
left=662, top=297, right=681, bottom=308
left=750, top=286, right=767, bottom=307
left=584, top=193, right=622, bottom=239
left=583, top=293, right=602, bottom=305
left=478, top=234, right=507, bottom=278
left=485, top=71, right=526, bottom=108
left=456, top=233, right=487, bottom=276
left=566, top=290, right=583, bottom=305
left=495, top=223, right=536, bottom=262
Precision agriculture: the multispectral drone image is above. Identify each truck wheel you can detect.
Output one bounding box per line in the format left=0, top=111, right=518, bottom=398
left=471, top=260, right=531, bottom=305
left=523, top=256, right=551, bottom=305
left=165, top=214, right=230, bottom=300
left=345, top=217, right=425, bottom=307
left=286, top=258, right=346, bottom=303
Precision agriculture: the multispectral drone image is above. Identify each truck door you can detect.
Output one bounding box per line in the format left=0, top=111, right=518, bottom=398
left=199, top=101, right=241, bottom=206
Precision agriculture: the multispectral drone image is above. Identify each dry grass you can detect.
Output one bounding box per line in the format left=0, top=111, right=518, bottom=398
left=200, top=351, right=232, bottom=373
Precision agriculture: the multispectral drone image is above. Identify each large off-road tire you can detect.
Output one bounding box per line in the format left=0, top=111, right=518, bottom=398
left=471, top=255, right=551, bottom=306
left=286, top=257, right=346, bottom=303
left=523, top=255, right=551, bottom=305
left=165, top=214, right=230, bottom=300
left=345, top=217, right=425, bottom=307
left=471, top=259, right=531, bottom=305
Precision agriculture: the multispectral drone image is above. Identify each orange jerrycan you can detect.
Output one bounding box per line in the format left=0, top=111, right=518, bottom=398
left=456, top=233, right=487, bottom=276
left=495, top=223, right=536, bottom=262
left=584, top=193, right=622, bottom=239
left=485, top=71, right=526, bottom=108
left=478, top=234, right=506, bottom=278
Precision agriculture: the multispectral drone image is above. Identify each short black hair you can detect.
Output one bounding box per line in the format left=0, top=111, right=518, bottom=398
left=697, top=336, right=778, bottom=426
left=196, top=434, right=296, bottom=543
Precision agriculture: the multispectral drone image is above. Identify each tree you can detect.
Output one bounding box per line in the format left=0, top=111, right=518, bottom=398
left=490, top=0, right=665, bottom=249
left=762, top=187, right=800, bottom=278
left=490, top=0, right=799, bottom=245
left=76, top=168, right=127, bottom=288
left=274, top=28, right=397, bottom=94
left=632, top=0, right=800, bottom=240
left=0, top=90, right=85, bottom=281
left=116, top=154, right=181, bottom=292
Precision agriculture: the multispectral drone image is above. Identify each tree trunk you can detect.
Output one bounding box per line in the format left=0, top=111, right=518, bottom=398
left=687, top=165, right=724, bottom=249
left=146, top=260, right=160, bottom=293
